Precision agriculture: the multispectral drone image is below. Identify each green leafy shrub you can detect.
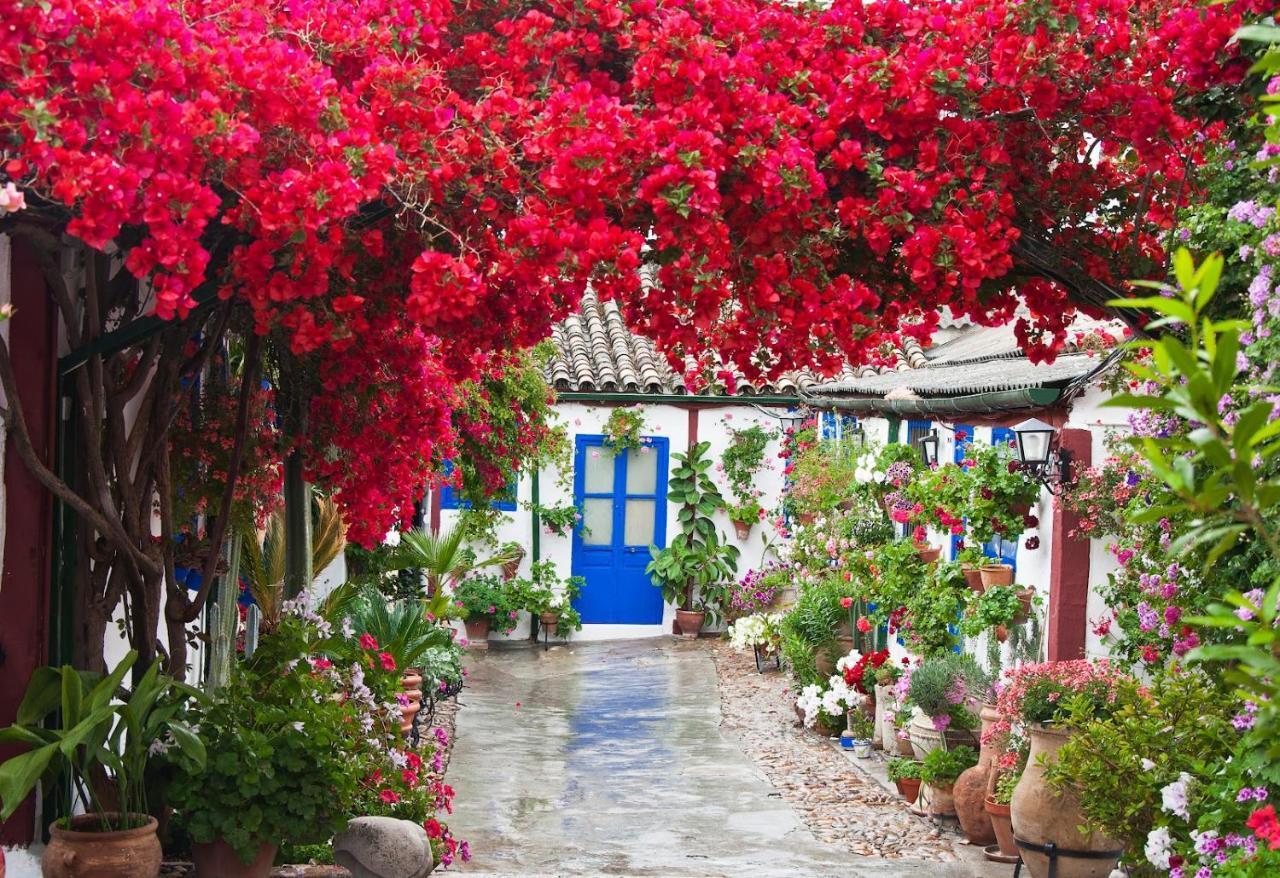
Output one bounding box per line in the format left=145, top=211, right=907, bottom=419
left=906, top=653, right=992, bottom=729
left=887, top=757, right=924, bottom=782
left=919, top=746, right=978, bottom=786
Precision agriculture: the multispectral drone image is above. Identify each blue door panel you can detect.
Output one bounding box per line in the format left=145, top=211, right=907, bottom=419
left=571, top=435, right=669, bottom=624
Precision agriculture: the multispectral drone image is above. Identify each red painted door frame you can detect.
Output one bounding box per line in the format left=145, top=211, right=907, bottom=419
left=0, top=237, right=57, bottom=845
left=1046, top=427, right=1093, bottom=661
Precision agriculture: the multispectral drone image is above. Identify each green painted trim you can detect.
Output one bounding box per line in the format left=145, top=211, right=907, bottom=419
left=818, top=387, right=1061, bottom=417
left=887, top=416, right=901, bottom=444
left=529, top=469, right=540, bottom=641
left=50, top=376, right=76, bottom=669
left=555, top=391, right=803, bottom=406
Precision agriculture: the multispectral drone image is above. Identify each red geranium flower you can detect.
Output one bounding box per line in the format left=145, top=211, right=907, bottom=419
left=359, top=633, right=379, bottom=650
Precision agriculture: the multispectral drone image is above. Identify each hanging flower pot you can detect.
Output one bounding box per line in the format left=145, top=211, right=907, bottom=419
left=732, top=519, right=753, bottom=541
left=961, top=565, right=985, bottom=593
left=1010, top=725, right=1122, bottom=878
left=797, top=511, right=817, bottom=526
left=914, top=541, right=941, bottom=563
left=43, top=814, right=162, bottom=878
left=979, top=563, right=1014, bottom=588
left=1013, top=588, right=1036, bottom=623
left=500, top=553, right=523, bottom=581
left=994, top=624, right=1009, bottom=643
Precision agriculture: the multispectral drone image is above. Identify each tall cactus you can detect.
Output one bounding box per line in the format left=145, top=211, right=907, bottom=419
left=206, top=535, right=242, bottom=689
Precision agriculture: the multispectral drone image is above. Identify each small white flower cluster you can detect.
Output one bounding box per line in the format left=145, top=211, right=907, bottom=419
left=794, top=649, right=866, bottom=729
left=852, top=449, right=887, bottom=484
left=727, top=612, right=784, bottom=651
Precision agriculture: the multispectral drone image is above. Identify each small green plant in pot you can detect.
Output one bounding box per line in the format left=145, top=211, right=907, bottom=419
left=918, top=746, right=978, bottom=816
left=647, top=441, right=740, bottom=637
left=959, top=583, right=1023, bottom=639
left=0, top=651, right=205, bottom=878
left=886, top=757, right=925, bottom=802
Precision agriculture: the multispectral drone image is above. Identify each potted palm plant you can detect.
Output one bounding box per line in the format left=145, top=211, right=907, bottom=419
left=647, top=442, right=740, bottom=637
left=0, top=652, right=205, bottom=878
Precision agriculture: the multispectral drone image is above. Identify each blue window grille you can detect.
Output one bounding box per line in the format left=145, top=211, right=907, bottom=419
left=818, top=411, right=860, bottom=444
left=439, top=461, right=518, bottom=511
left=950, top=424, right=974, bottom=560
left=905, top=419, right=933, bottom=457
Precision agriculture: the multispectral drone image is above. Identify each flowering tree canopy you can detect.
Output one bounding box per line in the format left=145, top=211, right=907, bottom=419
left=0, top=0, right=1264, bottom=552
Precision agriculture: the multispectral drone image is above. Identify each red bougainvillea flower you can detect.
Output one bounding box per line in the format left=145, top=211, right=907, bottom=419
left=0, top=0, right=1262, bottom=543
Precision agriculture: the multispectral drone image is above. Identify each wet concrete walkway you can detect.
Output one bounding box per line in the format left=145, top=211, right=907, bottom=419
left=447, top=639, right=975, bottom=877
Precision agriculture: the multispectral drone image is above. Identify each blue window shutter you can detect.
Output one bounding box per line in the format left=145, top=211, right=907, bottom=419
left=440, top=460, right=518, bottom=511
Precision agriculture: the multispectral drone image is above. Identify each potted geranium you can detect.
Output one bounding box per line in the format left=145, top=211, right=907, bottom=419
left=0, top=652, right=204, bottom=878
left=602, top=406, right=646, bottom=454
left=959, top=584, right=1024, bottom=641
left=453, top=572, right=521, bottom=648
left=647, top=442, right=740, bottom=637
left=996, top=660, right=1128, bottom=878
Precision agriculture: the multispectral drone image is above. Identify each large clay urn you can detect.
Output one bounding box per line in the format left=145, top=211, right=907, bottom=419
left=1010, top=725, right=1122, bottom=878
left=952, top=704, right=999, bottom=846
left=43, top=814, right=162, bottom=878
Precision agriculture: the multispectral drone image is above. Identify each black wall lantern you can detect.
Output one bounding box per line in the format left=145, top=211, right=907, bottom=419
left=917, top=430, right=940, bottom=468
left=1013, top=418, right=1071, bottom=493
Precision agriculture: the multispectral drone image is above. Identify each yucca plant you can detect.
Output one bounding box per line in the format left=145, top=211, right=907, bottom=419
left=389, top=523, right=516, bottom=597
left=239, top=494, right=347, bottom=631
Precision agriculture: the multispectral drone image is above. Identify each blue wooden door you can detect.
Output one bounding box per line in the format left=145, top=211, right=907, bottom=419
left=571, top=435, right=669, bottom=624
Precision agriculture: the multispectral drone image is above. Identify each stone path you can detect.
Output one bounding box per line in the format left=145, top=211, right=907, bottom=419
left=446, top=638, right=1001, bottom=877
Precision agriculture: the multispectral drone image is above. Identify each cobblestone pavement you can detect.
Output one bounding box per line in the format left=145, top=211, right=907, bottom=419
left=445, top=638, right=1004, bottom=878
left=711, top=639, right=1001, bottom=871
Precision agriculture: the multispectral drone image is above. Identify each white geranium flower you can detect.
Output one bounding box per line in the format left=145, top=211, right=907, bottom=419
left=1144, top=827, right=1173, bottom=869
left=1160, top=773, right=1193, bottom=821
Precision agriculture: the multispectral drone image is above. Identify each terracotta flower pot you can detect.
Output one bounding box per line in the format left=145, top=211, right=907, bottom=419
left=463, top=617, right=491, bottom=649
left=500, top=550, right=525, bottom=581
left=914, top=542, right=941, bottom=564
left=1013, top=588, right=1035, bottom=623
left=814, top=645, right=837, bottom=677
left=953, top=704, right=1000, bottom=847
left=797, top=511, right=817, bottom=526
left=961, top=565, right=985, bottom=593
left=920, top=781, right=957, bottom=817
left=191, top=839, right=278, bottom=878
left=994, top=624, right=1009, bottom=643
left=732, top=519, right=753, bottom=540
left=895, top=777, right=922, bottom=804
left=896, top=731, right=915, bottom=757
left=837, top=498, right=857, bottom=512
left=1011, top=725, right=1122, bottom=878
left=43, top=814, right=161, bottom=878
left=400, top=670, right=423, bottom=736
left=538, top=610, right=559, bottom=639
left=979, top=564, right=1014, bottom=588
left=986, top=798, right=1019, bottom=857
left=909, top=712, right=978, bottom=759
left=675, top=609, right=705, bottom=639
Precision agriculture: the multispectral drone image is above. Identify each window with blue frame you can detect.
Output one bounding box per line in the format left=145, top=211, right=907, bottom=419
left=818, top=411, right=860, bottom=444
left=439, top=460, right=518, bottom=511
left=905, top=419, right=933, bottom=456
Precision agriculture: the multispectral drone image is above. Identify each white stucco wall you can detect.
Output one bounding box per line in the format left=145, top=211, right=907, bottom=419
left=440, top=400, right=794, bottom=642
